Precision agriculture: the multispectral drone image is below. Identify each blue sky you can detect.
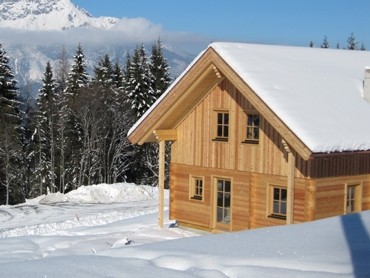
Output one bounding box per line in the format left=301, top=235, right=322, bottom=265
left=72, top=0, right=370, bottom=53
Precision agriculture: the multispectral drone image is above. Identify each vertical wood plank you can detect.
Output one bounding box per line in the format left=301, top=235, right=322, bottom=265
left=158, top=140, right=165, bottom=228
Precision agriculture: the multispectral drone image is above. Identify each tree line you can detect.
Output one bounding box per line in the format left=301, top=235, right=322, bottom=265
left=0, top=39, right=171, bottom=205
left=309, top=32, right=366, bottom=50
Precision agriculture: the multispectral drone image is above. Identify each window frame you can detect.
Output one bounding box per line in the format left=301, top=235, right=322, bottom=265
left=345, top=183, right=362, bottom=214
left=213, top=110, right=229, bottom=142
left=268, top=185, right=287, bottom=220
left=189, top=175, right=204, bottom=201
left=215, top=177, right=232, bottom=225
left=244, top=112, right=260, bottom=144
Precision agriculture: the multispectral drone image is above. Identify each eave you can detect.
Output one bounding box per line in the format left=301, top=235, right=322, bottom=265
left=128, top=46, right=313, bottom=160
left=128, top=50, right=224, bottom=145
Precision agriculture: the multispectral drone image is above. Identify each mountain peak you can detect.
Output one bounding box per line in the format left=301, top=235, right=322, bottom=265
left=0, top=0, right=119, bottom=30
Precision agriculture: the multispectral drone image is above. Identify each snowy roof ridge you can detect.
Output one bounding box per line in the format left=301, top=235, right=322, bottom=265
left=210, top=42, right=370, bottom=153
left=129, top=42, right=370, bottom=154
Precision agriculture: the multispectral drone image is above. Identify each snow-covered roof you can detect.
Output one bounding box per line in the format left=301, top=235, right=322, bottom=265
left=129, top=42, right=370, bottom=154
left=212, top=42, right=370, bottom=153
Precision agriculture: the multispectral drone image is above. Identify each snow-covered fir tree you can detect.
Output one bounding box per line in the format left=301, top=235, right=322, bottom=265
left=62, top=44, right=90, bottom=190
left=112, top=61, right=124, bottom=90
left=125, top=44, right=154, bottom=120
left=19, top=81, right=37, bottom=199
left=150, top=39, right=171, bottom=99
left=123, top=40, right=172, bottom=186
left=34, top=61, right=58, bottom=194
left=321, top=35, right=330, bottom=48
left=347, top=32, right=358, bottom=50
left=54, top=47, right=70, bottom=193
left=0, top=43, right=24, bottom=205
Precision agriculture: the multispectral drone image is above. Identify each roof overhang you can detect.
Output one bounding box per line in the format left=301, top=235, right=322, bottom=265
left=128, top=49, right=224, bottom=145
left=128, top=46, right=313, bottom=160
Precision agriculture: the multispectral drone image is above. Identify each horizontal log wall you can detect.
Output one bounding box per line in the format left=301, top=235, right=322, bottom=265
left=170, top=163, right=251, bottom=231
left=170, top=163, right=310, bottom=231
left=313, top=175, right=370, bottom=220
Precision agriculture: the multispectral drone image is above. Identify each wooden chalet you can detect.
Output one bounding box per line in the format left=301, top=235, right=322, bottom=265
left=128, top=42, right=370, bottom=232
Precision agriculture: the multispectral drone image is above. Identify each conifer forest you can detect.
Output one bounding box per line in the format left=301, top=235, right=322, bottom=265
left=0, top=39, right=171, bottom=205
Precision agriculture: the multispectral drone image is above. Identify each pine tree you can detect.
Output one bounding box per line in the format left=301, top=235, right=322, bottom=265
left=18, top=81, right=37, bottom=199
left=150, top=39, right=171, bottom=99
left=125, top=44, right=153, bottom=120
left=35, top=61, right=58, bottom=194
left=93, top=54, right=114, bottom=89
left=66, top=44, right=89, bottom=98
left=62, top=44, right=90, bottom=190
left=0, top=43, right=24, bottom=205
left=124, top=41, right=172, bottom=186
left=112, top=61, right=124, bottom=91
left=347, top=32, right=358, bottom=50
left=55, top=46, right=70, bottom=193
left=321, top=35, right=330, bottom=48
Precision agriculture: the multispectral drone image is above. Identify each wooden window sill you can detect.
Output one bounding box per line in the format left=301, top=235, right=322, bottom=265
left=268, top=214, right=286, bottom=220
left=242, top=140, right=259, bottom=145
left=191, top=196, right=203, bottom=201
left=212, top=138, right=228, bottom=142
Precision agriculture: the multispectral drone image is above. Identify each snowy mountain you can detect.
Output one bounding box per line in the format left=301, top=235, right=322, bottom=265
left=0, top=0, right=118, bottom=30
left=0, top=0, right=194, bottom=96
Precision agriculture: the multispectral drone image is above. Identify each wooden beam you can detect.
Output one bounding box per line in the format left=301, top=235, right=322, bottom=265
left=283, top=140, right=295, bottom=225
left=153, top=129, right=177, bottom=142
left=158, top=140, right=165, bottom=228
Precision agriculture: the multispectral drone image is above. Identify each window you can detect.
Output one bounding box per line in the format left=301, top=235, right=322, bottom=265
left=190, top=176, right=204, bottom=200
left=346, top=184, right=361, bottom=214
left=245, top=113, right=260, bottom=143
left=214, top=111, right=229, bottom=141
left=216, top=179, right=231, bottom=224
left=269, top=186, right=287, bottom=219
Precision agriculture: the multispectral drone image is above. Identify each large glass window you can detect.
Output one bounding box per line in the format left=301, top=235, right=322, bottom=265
left=216, top=179, right=231, bottom=224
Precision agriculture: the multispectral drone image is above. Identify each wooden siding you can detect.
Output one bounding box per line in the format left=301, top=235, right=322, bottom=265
left=171, top=79, right=308, bottom=178
left=167, top=76, right=370, bottom=232
left=309, top=154, right=370, bottom=178
left=312, top=176, right=370, bottom=220
left=170, top=163, right=311, bottom=231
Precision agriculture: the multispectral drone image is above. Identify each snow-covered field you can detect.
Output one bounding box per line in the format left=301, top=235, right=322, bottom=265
left=0, top=183, right=369, bottom=277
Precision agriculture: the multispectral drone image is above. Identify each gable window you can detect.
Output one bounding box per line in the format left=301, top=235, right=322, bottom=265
left=269, top=186, right=287, bottom=219
left=245, top=113, right=260, bottom=144
left=190, top=176, right=204, bottom=201
left=346, top=184, right=361, bottom=214
left=214, top=111, right=229, bottom=141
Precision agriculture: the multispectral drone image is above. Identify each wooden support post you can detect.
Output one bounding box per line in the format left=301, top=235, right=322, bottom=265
left=283, top=140, right=295, bottom=225
left=158, top=140, right=165, bottom=228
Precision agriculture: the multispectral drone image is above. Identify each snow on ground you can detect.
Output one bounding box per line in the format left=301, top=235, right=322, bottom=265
left=0, top=183, right=369, bottom=277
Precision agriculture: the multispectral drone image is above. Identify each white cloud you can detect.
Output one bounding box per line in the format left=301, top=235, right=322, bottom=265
left=0, top=17, right=210, bottom=54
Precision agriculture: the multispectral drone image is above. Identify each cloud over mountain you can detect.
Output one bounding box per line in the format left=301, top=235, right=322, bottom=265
left=0, top=0, right=209, bottom=90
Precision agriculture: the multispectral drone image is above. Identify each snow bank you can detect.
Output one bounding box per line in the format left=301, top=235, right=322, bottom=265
left=26, top=183, right=165, bottom=205
left=1, top=182, right=370, bottom=277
